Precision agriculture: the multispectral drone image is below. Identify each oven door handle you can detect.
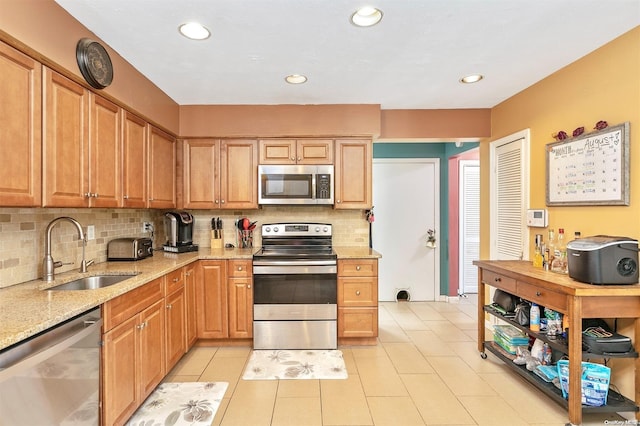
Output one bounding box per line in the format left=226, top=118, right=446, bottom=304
left=252, top=260, right=336, bottom=267
left=253, top=264, right=337, bottom=274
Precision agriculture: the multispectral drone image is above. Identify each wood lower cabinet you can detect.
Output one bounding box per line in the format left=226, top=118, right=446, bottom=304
left=334, top=139, right=372, bottom=209
left=164, top=268, right=186, bottom=372
left=259, top=138, right=333, bottom=164
left=102, top=278, right=165, bottom=426
left=337, top=258, right=379, bottom=343
left=196, top=259, right=253, bottom=341
left=0, top=40, right=41, bottom=206
left=185, top=263, right=198, bottom=348
left=228, top=260, right=253, bottom=338
left=197, top=260, right=228, bottom=338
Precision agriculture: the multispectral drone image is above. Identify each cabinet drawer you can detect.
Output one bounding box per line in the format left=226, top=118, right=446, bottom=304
left=165, top=268, right=184, bottom=295
left=482, top=270, right=516, bottom=293
left=338, top=277, right=377, bottom=306
left=338, top=307, right=378, bottom=338
left=103, top=277, right=164, bottom=331
left=517, top=281, right=567, bottom=313
left=338, top=259, right=378, bottom=277
left=228, top=259, right=252, bottom=278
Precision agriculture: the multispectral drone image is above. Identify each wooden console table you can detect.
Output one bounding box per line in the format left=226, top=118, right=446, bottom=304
left=474, top=260, right=640, bottom=426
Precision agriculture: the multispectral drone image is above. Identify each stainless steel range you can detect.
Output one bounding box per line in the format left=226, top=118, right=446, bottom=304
left=253, top=222, right=337, bottom=349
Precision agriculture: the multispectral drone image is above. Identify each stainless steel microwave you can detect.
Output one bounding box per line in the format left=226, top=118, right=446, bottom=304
left=258, top=164, right=334, bottom=205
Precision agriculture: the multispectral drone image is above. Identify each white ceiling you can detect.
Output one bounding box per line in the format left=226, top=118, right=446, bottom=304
left=55, top=0, right=639, bottom=109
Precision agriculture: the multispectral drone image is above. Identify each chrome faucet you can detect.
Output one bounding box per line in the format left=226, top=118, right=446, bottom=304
left=43, top=217, right=94, bottom=282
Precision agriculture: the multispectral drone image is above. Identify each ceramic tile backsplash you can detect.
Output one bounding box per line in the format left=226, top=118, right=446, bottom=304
left=0, top=206, right=369, bottom=288
left=0, top=208, right=156, bottom=289
left=187, top=206, right=369, bottom=249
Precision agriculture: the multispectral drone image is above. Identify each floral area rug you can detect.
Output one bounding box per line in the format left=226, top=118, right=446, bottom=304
left=126, top=381, right=228, bottom=426
left=242, top=349, right=348, bottom=380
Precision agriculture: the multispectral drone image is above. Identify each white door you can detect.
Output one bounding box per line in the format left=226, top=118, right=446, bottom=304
left=490, top=130, right=530, bottom=260
left=459, top=160, right=480, bottom=294
left=372, top=159, right=439, bottom=301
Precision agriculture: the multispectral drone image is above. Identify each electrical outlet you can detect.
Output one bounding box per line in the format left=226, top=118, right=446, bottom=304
left=143, top=222, right=152, bottom=233
left=86, top=225, right=95, bottom=241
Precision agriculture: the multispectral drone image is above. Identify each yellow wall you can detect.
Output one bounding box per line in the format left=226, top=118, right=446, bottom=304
left=481, top=26, right=640, bottom=259
left=481, top=26, right=640, bottom=402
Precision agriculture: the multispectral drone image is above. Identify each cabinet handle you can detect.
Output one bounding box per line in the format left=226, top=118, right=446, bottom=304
left=494, top=277, right=501, bottom=282
left=148, top=198, right=154, bottom=201
left=297, top=157, right=301, bottom=161
left=248, top=285, right=251, bottom=289
left=290, top=157, right=295, bottom=161
left=536, top=291, right=542, bottom=296
left=94, top=193, right=99, bottom=198
left=167, top=304, right=172, bottom=310
left=173, top=277, right=179, bottom=282
left=356, top=290, right=361, bottom=296
left=186, top=271, right=192, bottom=277
left=123, top=195, right=129, bottom=200
left=237, top=266, right=243, bottom=271
left=215, top=199, right=219, bottom=204
left=356, top=266, right=361, bottom=271
left=337, top=199, right=341, bottom=203
left=84, top=192, right=92, bottom=198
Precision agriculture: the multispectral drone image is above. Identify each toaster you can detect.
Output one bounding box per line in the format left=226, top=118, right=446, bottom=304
left=107, top=237, right=153, bottom=261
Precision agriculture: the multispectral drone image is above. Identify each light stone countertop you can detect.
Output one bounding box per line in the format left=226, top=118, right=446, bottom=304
left=0, top=246, right=380, bottom=351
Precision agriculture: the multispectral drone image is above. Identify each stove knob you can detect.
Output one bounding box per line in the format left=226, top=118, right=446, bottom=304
left=265, top=227, right=271, bottom=233
left=315, top=226, right=321, bottom=232
left=273, top=226, right=279, bottom=233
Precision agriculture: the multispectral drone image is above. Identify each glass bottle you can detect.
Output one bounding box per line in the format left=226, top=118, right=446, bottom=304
left=547, top=229, right=556, bottom=269
left=551, top=228, right=567, bottom=273
left=533, top=234, right=544, bottom=268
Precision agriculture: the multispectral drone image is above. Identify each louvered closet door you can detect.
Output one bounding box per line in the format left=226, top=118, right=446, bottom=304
left=492, top=136, right=528, bottom=260
left=459, top=160, right=479, bottom=293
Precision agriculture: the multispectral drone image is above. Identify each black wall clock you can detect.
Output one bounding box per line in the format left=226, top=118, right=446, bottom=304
left=76, top=38, right=113, bottom=89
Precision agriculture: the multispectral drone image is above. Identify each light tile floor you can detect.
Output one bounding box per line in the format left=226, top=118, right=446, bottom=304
left=164, top=296, right=633, bottom=426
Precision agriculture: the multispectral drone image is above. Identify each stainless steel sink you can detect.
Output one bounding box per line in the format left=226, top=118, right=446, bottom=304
left=49, top=274, right=137, bottom=291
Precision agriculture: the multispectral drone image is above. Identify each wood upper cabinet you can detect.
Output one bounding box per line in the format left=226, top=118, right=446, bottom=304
left=220, top=139, right=258, bottom=209
left=89, top=94, right=121, bottom=207
left=0, top=41, right=41, bottom=207
left=259, top=139, right=333, bottom=164
left=122, top=111, right=147, bottom=208
left=196, top=260, right=228, bottom=338
left=182, top=139, right=257, bottom=209
left=43, top=67, right=90, bottom=207
left=148, top=126, right=176, bottom=208
left=334, top=139, right=372, bottom=209
left=182, top=139, right=220, bottom=209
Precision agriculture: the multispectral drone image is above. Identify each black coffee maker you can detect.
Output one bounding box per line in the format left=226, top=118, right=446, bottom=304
left=163, top=211, right=198, bottom=252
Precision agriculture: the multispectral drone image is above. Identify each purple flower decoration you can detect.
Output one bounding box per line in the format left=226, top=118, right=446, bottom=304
left=555, top=131, right=568, bottom=141
left=572, top=127, right=585, bottom=137
left=594, top=120, right=608, bottom=130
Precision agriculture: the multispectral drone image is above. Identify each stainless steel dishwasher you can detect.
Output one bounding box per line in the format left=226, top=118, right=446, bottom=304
left=0, top=307, right=102, bottom=425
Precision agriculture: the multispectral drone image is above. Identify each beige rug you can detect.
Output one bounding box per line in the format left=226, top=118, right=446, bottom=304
left=242, top=349, right=348, bottom=380
left=126, top=381, right=228, bottom=426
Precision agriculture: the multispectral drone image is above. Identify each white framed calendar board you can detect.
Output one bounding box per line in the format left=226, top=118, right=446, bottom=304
left=546, top=122, right=629, bottom=206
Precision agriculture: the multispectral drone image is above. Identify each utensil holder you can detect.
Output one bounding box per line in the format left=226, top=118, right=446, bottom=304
left=237, top=229, right=253, bottom=248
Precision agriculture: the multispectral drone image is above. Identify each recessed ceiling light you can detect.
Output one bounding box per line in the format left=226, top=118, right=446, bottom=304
left=178, top=22, right=210, bottom=40
left=460, top=74, right=484, bottom=84
left=351, top=6, right=383, bottom=27
left=285, top=74, right=308, bottom=84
